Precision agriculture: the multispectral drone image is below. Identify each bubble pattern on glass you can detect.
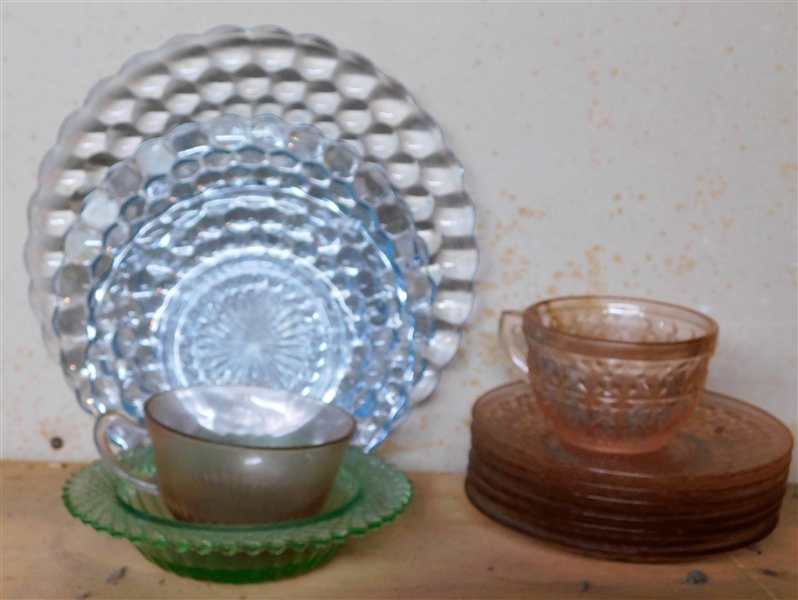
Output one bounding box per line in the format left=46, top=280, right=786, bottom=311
left=26, top=25, right=478, bottom=405
left=57, top=117, right=430, bottom=451
left=90, top=191, right=411, bottom=451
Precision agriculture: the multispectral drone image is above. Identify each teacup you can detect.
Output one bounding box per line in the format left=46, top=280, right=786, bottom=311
left=94, top=386, right=356, bottom=525
left=499, top=296, right=718, bottom=454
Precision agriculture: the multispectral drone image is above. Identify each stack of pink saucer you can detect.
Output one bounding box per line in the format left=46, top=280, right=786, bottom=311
left=466, top=381, right=793, bottom=562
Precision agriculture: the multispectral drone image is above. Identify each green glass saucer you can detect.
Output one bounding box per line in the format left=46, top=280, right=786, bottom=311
left=63, top=448, right=411, bottom=583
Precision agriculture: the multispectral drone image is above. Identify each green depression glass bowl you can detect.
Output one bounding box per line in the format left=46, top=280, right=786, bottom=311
left=63, top=448, right=411, bottom=583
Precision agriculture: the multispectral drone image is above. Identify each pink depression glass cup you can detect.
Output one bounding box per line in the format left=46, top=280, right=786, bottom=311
left=499, top=296, right=719, bottom=454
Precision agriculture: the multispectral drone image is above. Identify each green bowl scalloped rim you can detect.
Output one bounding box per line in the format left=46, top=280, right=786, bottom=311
left=63, top=448, right=411, bottom=581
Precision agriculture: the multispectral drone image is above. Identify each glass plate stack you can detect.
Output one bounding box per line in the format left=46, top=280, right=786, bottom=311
left=466, top=381, right=794, bottom=562
left=26, top=26, right=479, bottom=451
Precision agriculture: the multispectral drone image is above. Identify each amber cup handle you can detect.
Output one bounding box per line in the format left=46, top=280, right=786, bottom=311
left=499, top=310, right=529, bottom=377
left=93, top=413, right=159, bottom=494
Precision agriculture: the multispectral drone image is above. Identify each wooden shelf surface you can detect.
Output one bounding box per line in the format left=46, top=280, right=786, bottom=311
left=2, top=461, right=796, bottom=599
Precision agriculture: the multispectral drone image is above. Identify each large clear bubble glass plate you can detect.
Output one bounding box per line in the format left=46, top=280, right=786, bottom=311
left=25, top=25, right=477, bottom=405
left=55, top=117, right=432, bottom=451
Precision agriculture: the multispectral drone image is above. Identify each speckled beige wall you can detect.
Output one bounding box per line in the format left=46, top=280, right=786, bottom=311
left=2, top=3, right=796, bottom=479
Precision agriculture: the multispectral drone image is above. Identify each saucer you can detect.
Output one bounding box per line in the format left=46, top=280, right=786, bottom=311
left=467, top=457, right=787, bottom=533
left=465, top=476, right=780, bottom=563
left=466, top=381, right=793, bottom=562
left=63, top=448, right=411, bottom=583
left=468, top=448, right=790, bottom=520
left=471, top=382, right=794, bottom=491
left=470, top=441, right=791, bottom=510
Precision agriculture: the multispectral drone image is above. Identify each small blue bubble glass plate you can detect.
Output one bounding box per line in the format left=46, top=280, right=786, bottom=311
left=54, top=116, right=433, bottom=451
left=63, top=448, right=412, bottom=583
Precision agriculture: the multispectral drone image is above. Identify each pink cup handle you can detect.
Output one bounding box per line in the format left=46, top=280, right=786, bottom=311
left=499, top=310, right=529, bottom=377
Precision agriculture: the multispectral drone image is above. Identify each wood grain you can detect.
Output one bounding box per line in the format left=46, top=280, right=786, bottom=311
left=1, top=461, right=795, bottom=599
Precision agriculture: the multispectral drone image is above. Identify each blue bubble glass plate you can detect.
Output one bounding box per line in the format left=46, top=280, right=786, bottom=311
left=56, top=116, right=433, bottom=451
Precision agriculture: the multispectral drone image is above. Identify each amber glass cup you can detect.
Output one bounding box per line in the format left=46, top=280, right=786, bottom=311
left=94, top=387, right=356, bottom=525
left=499, top=296, right=719, bottom=454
